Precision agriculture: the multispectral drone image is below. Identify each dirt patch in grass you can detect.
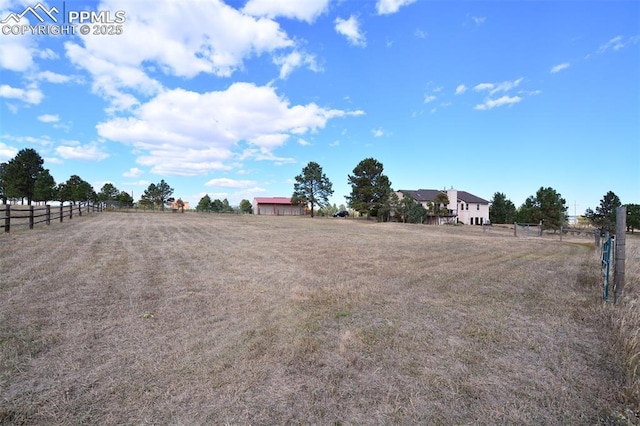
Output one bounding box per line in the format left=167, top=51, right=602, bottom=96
left=0, top=212, right=626, bottom=424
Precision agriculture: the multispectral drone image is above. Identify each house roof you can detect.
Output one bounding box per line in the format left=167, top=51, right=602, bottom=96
left=399, top=189, right=489, bottom=204
left=399, top=189, right=442, bottom=202
left=254, top=197, right=296, bottom=205
left=457, top=191, right=489, bottom=204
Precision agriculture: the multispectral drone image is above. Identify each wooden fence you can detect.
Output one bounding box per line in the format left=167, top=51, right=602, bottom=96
left=1, top=202, right=103, bottom=233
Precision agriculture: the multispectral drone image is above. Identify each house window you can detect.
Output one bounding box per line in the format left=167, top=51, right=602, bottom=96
left=461, top=203, right=464, bottom=210
left=466, top=204, right=469, bottom=210
left=477, top=203, right=480, bottom=210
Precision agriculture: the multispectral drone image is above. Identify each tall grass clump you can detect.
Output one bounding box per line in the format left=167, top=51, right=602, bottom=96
left=613, top=236, right=640, bottom=420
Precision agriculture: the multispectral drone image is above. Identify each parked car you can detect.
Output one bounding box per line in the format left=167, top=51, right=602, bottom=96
left=333, top=210, right=349, bottom=217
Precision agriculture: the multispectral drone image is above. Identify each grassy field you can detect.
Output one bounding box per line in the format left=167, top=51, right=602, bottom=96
left=0, top=212, right=635, bottom=424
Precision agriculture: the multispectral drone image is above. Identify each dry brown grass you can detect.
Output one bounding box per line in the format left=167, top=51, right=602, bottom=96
left=611, top=234, right=640, bottom=423
left=0, top=212, right=628, bottom=424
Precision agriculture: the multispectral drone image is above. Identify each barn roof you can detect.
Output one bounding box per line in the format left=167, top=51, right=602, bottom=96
left=254, top=197, right=295, bottom=205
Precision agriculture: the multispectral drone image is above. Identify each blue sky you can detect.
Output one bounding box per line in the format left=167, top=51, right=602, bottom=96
left=1, top=0, right=638, bottom=214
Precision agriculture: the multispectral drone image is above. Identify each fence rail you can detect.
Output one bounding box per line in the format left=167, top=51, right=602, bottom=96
left=1, top=202, right=103, bottom=233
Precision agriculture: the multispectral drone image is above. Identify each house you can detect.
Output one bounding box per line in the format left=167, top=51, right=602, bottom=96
left=253, top=197, right=305, bottom=216
left=397, top=188, right=490, bottom=225
left=169, top=200, right=190, bottom=211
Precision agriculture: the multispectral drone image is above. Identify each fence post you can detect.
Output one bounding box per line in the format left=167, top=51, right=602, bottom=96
left=78, top=203, right=82, bottom=217
left=29, top=205, right=34, bottom=229
left=560, top=226, right=563, bottom=242
left=4, top=204, right=9, bottom=233
left=46, top=205, right=51, bottom=225
left=69, top=203, right=73, bottom=219
left=614, top=206, right=627, bottom=303
left=513, top=222, right=517, bottom=237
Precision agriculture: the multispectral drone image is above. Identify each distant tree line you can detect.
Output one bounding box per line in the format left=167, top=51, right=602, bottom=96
left=489, top=187, right=568, bottom=230
left=290, top=157, right=638, bottom=232
left=0, top=148, right=181, bottom=211
left=5, top=148, right=636, bottom=229
left=0, top=148, right=97, bottom=205
left=196, top=194, right=253, bottom=214
left=138, top=179, right=174, bottom=210
left=97, top=182, right=134, bottom=208
left=489, top=189, right=639, bottom=233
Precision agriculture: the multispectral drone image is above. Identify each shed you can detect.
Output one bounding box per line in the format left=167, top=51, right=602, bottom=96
left=253, top=197, right=305, bottom=216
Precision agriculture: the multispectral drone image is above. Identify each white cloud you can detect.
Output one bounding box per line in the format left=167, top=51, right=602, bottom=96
left=64, top=0, right=295, bottom=111
left=471, top=77, right=531, bottom=110
left=65, top=42, right=163, bottom=110
left=472, top=16, right=486, bottom=25
left=36, top=70, right=74, bottom=83
left=473, top=78, right=523, bottom=96
left=242, top=0, right=330, bottom=23
left=273, top=50, right=320, bottom=79
left=37, top=48, right=58, bottom=60
left=474, top=95, right=522, bottom=110
left=597, top=35, right=632, bottom=53
left=79, top=0, right=292, bottom=78
left=205, top=178, right=258, bottom=188
left=38, top=114, right=59, bottom=123
left=44, top=156, right=63, bottom=165
left=424, top=95, right=436, bottom=103
left=455, top=84, right=467, bottom=95
left=0, top=84, right=43, bottom=104
left=56, top=143, right=109, bottom=161
left=123, top=167, right=143, bottom=178
left=372, top=128, right=385, bottom=137
left=585, top=35, right=640, bottom=59
left=123, top=180, right=150, bottom=187
left=0, top=142, right=18, bottom=161
left=376, top=0, right=417, bottom=15
left=473, top=82, right=494, bottom=92
left=550, top=62, right=570, bottom=73
left=297, top=138, right=311, bottom=146
left=1, top=134, right=52, bottom=147
left=0, top=31, right=34, bottom=71
left=413, top=29, right=427, bottom=39
left=97, top=82, right=362, bottom=176
left=240, top=148, right=296, bottom=165
left=335, top=15, right=366, bottom=47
